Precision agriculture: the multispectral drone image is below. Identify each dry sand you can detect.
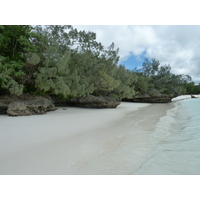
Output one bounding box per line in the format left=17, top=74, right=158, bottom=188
left=0, top=96, right=192, bottom=175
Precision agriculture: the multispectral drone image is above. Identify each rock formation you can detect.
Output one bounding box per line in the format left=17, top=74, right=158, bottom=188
left=7, top=98, right=56, bottom=116
left=69, top=95, right=121, bottom=108
left=0, top=94, right=56, bottom=116
left=0, top=103, right=8, bottom=114
left=123, top=93, right=178, bottom=103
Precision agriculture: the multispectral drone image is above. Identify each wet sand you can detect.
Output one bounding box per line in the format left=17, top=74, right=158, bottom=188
left=0, top=100, right=175, bottom=175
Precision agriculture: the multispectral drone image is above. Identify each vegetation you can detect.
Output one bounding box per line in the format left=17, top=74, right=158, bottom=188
left=185, top=82, right=200, bottom=94
left=0, top=25, right=197, bottom=101
left=135, top=57, right=193, bottom=96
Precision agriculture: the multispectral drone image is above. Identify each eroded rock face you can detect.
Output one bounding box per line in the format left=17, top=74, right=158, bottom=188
left=69, top=95, right=121, bottom=108
left=131, top=97, right=172, bottom=103
left=123, top=93, right=178, bottom=103
left=0, top=103, right=8, bottom=114
left=7, top=98, right=56, bottom=116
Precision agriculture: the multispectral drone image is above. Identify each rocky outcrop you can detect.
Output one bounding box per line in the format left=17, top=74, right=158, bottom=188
left=69, top=95, right=121, bottom=108
left=131, top=97, right=172, bottom=103
left=7, top=98, right=56, bottom=116
left=0, top=103, right=8, bottom=114
left=123, top=93, right=178, bottom=103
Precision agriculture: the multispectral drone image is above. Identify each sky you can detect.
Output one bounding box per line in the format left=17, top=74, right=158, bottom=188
left=74, top=25, right=200, bottom=84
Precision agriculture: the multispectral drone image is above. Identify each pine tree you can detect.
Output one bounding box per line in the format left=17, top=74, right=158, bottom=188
left=33, top=33, right=71, bottom=96
left=111, top=65, right=137, bottom=99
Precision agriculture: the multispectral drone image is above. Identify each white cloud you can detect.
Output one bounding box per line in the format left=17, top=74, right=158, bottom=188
left=73, top=25, right=200, bottom=83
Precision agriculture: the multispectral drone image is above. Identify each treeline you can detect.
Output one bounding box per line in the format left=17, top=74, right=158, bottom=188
left=0, top=25, right=196, bottom=100
left=185, top=82, right=200, bottom=94
left=134, top=58, right=193, bottom=96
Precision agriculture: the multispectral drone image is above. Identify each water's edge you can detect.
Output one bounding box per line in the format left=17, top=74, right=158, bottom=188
left=132, top=98, right=200, bottom=175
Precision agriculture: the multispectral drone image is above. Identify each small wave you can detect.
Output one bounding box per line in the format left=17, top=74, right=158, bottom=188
left=133, top=98, right=200, bottom=175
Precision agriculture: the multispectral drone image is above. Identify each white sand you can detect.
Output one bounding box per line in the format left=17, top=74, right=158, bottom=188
left=0, top=102, right=150, bottom=174
left=0, top=95, right=194, bottom=175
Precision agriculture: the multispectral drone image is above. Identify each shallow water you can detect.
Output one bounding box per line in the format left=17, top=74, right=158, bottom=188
left=74, top=103, right=174, bottom=175
left=132, top=98, right=200, bottom=175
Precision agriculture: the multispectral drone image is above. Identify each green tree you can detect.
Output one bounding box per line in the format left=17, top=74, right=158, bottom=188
left=134, top=74, right=149, bottom=94
left=67, top=50, right=96, bottom=98
left=141, top=57, right=160, bottom=76
left=185, top=82, right=200, bottom=94
left=33, top=26, right=71, bottom=97
left=135, top=57, right=193, bottom=97
left=111, top=65, right=137, bottom=99
left=0, top=25, right=40, bottom=95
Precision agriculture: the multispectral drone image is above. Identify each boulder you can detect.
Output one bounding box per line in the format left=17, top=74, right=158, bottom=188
left=7, top=98, right=56, bottom=116
left=0, top=103, right=8, bottom=114
left=69, top=95, right=121, bottom=108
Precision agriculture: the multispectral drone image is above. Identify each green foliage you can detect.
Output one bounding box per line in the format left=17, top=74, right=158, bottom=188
left=134, top=74, right=149, bottom=94
left=34, top=47, right=71, bottom=97
left=134, top=57, right=194, bottom=97
left=67, top=50, right=96, bottom=97
left=0, top=25, right=32, bottom=60
left=91, top=63, right=120, bottom=96
left=111, top=65, right=137, bottom=99
left=0, top=25, right=41, bottom=95
left=186, top=82, right=200, bottom=94
left=141, top=57, right=160, bottom=76
left=25, top=53, right=40, bottom=65
left=0, top=25, right=196, bottom=100
left=149, top=89, right=161, bottom=97
left=0, top=73, right=23, bottom=96
left=65, top=30, right=120, bottom=98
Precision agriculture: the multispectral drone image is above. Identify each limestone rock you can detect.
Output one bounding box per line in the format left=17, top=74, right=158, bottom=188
left=69, top=95, right=121, bottom=108
left=0, top=103, right=8, bottom=114
left=123, top=93, right=177, bottom=103
left=7, top=98, right=56, bottom=116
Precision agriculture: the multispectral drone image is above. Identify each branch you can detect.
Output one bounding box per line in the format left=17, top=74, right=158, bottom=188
left=12, top=39, right=18, bottom=58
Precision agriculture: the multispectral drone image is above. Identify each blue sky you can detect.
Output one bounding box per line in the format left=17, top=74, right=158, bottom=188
left=119, top=51, right=146, bottom=71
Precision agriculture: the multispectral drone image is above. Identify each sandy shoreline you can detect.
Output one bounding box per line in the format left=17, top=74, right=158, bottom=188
left=0, top=96, right=194, bottom=175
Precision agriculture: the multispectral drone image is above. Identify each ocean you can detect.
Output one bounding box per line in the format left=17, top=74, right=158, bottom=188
left=132, top=97, right=200, bottom=175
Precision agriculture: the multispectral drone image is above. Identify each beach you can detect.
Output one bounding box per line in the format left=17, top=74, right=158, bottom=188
left=0, top=96, right=193, bottom=175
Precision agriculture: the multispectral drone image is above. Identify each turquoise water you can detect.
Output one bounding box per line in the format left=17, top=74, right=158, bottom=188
left=133, top=98, right=200, bottom=175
